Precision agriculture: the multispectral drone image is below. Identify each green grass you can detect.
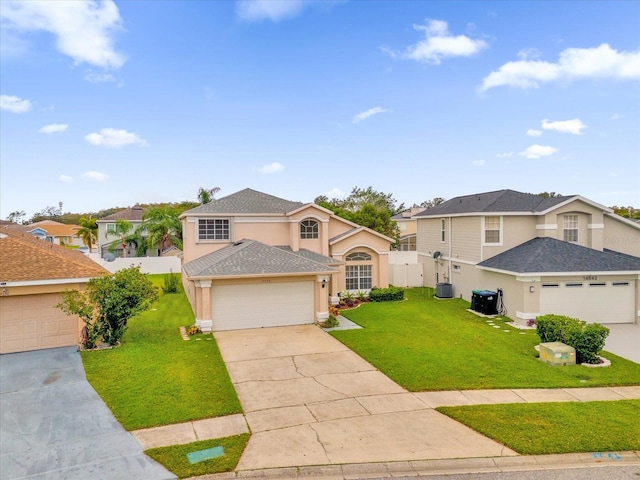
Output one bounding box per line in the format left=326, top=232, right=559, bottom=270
left=332, top=288, right=640, bottom=391
left=437, top=400, right=640, bottom=454
left=145, top=434, right=250, bottom=479
left=81, top=274, right=242, bottom=430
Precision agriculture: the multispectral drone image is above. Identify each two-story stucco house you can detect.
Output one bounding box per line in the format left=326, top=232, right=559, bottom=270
left=180, top=188, right=394, bottom=331
left=415, top=189, right=640, bottom=325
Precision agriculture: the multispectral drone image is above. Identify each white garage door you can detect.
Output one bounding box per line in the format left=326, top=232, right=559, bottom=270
left=212, top=281, right=314, bottom=331
left=0, top=294, right=79, bottom=354
left=540, top=280, right=635, bottom=324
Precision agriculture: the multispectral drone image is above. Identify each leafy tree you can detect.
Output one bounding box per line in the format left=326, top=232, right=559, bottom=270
left=537, top=191, right=563, bottom=198
left=198, top=187, right=221, bottom=204
left=57, top=266, right=158, bottom=347
left=138, top=205, right=183, bottom=254
left=418, top=197, right=446, bottom=209
left=351, top=203, right=400, bottom=239
left=6, top=210, right=26, bottom=224
left=107, top=218, right=136, bottom=258
left=343, top=186, right=404, bottom=214
left=75, top=217, right=98, bottom=251
left=611, top=205, right=640, bottom=220
left=29, top=203, right=63, bottom=223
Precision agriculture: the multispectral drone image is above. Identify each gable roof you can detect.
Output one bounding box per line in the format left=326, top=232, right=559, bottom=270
left=183, top=239, right=338, bottom=278
left=415, top=190, right=575, bottom=217
left=99, top=206, right=145, bottom=222
left=329, top=226, right=395, bottom=245
left=31, top=223, right=81, bottom=237
left=0, top=227, right=108, bottom=283
left=477, top=237, right=640, bottom=274
left=182, top=188, right=303, bottom=216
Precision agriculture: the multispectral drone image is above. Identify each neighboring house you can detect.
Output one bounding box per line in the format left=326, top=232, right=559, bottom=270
left=96, top=206, right=149, bottom=259
left=0, top=227, right=108, bottom=354
left=180, top=188, right=394, bottom=331
left=29, top=220, right=84, bottom=247
left=391, top=207, right=426, bottom=251
left=415, top=189, right=640, bottom=325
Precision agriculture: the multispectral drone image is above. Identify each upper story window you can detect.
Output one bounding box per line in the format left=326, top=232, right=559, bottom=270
left=106, top=223, right=116, bottom=233
left=563, top=214, right=578, bottom=242
left=346, top=252, right=372, bottom=261
left=198, top=218, right=230, bottom=240
left=441, top=219, right=446, bottom=242
left=300, top=219, right=319, bottom=239
left=484, top=216, right=501, bottom=244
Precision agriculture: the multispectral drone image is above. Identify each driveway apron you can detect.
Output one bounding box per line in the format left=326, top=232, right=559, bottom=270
left=214, top=325, right=517, bottom=471
left=0, top=347, right=174, bottom=480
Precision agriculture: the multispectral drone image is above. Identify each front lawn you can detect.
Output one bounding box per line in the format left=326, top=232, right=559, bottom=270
left=437, top=400, right=640, bottom=454
left=81, top=274, right=242, bottom=430
left=145, top=434, right=250, bottom=479
left=333, top=288, right=640, bottom=391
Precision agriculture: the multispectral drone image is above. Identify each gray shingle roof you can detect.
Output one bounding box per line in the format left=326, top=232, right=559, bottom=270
left=183, top=188, right=303, bottom=215
left=478, top=237, right=640, bottom=273
left=415, top=190, right=573, bottom=217
left=183, top=239, right=338, bottom=278
left=276, top=246, right=343, bottom=265
left=100, top=206, right=145, bottom=221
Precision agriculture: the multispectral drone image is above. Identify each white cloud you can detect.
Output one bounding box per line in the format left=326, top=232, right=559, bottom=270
left=0, top=0, right=126, bottom=69
left=353, top=107, right=388, bottom=123
left=472, top=160, right=485, bottom=167
left=59, top=174, right=73, bottom=183
left=541, top=118, right=587, bottom=135
left=393, top=19, right=487, bottom=65
left=236, top=0, right=306, bottom=22
left=496, top=152, right=513, bottom=158
left=480, top=43, right=640, bottom=91
left=519, top=144, right=558, bottom=159
left=527, top=129, right=543, bottom=137
left=82, top=171, right=109, bottom=181
left=85, top=128, right=148, bottom=148
left=0, top=94, right=32, bottom=113
left=324, top=187, right=344, bottom=198
left=258, top=162, right=284, bottom=174
left=610, top=113, right=622, bottom=120
left=84, top=70, right=116, bottom=83
left=517, top=48, right=542, bottom=60
left=39, top=123, right=68, bottom=134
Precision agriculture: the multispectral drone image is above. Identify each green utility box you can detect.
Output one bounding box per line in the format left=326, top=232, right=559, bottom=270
left=539, top=342, right=576, bottom=366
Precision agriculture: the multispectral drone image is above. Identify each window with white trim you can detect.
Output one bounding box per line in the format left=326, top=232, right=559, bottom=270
left=484, top=216, right=501, bottom=244
left=563, top=214, right=578, bottom=242
left=441, top=219, right=446, bottom=242
left=345, top=252, right=373, bottom=290
left=300, top=219, right=319, bottom=239
left=106, top=223, right=116, bottom=233
left=198, top=218, right=230, bottom=240
left=346, top=265, right=372, bottom=290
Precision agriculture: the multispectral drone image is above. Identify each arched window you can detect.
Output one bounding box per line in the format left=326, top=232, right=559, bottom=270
left=346, top=252, right=371, bottom=261
left=300, top=219, right=319, bottom=239
left=345, top=252, right=373, bottom=290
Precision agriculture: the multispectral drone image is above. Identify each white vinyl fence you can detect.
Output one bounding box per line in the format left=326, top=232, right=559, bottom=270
left=88, top=253, right=181, bottom=274
left=388, top=251, right=424, bottom=287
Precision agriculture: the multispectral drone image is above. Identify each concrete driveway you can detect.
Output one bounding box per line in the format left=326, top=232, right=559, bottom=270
left=214, top=325, right=517, bottom=471
left=0, top=347, right=174, bottom=480
left=605, top=324, right=640, bottom=364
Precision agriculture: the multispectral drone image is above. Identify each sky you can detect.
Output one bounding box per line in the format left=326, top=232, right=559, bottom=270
left=1, top=0, right=639, bottom=220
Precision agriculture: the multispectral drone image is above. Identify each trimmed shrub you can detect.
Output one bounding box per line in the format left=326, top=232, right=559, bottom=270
left=369, top=286, right=404, bottom=302
left=535, top=314, right=610, bottom=364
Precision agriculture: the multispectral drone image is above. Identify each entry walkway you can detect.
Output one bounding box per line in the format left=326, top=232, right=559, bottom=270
left=132, top=325, right=640, bottom=474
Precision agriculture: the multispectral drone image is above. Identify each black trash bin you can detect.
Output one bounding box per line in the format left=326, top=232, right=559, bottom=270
left=471, top=290, right=498, bottom=315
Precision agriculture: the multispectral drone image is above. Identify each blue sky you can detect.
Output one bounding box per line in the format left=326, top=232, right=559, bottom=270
left=1, top=0, right=639, bottom=220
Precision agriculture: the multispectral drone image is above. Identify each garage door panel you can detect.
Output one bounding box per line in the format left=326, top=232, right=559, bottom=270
left=540, top=281, right=634, bottom=324
left=0, top=293, right=80, bottom=354
left=212, top=281, right=314, bottom=331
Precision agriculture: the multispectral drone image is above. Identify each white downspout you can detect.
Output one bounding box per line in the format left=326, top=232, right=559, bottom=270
left=448, top=216, right=452, bottom=282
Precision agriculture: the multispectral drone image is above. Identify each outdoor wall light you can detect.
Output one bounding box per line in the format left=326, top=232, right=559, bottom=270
left=322, top=279, right=326, bottom=289
left=529, top=285, right=535, bottom=293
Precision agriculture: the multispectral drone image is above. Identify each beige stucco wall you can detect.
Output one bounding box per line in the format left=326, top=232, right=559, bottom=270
left=603, top=215, right=640, bottom=257
left=330, top=230, right=390, bottom=291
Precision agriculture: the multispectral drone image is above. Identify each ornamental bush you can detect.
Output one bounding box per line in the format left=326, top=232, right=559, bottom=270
left=535, top=314, right=610, bottom=364
left=369, top=285, right=404, bottom=302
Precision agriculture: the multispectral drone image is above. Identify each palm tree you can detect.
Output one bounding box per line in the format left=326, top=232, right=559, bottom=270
left=76, top=217, right=98, bottom=251
left=197, top=187, right=220, bottom=205
left=138, top=206, right=183, bottom=255
left=107, top=218, right=135, bottom=258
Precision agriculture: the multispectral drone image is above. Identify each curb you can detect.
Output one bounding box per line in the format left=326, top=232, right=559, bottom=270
left=188, top=451, right=640, bottom=479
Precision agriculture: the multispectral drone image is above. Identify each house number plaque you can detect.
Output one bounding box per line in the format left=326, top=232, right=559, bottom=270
left=583, top=275, right=598, bottom=281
